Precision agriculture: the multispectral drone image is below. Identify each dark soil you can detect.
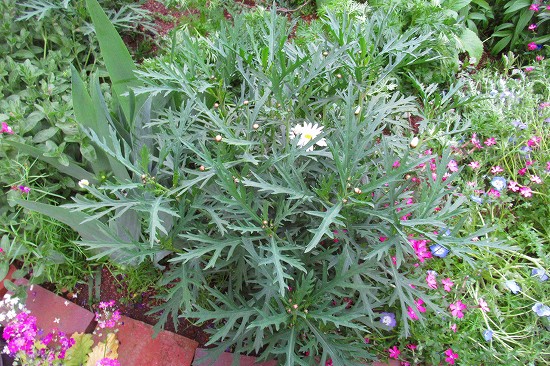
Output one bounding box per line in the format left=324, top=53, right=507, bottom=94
left=43, top=266, right=212, bottom=347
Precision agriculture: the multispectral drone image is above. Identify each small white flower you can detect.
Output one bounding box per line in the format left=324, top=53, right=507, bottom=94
left=0, top=314, right=5, bottom=322
left=6, top=310, right=16, bottom=319
left=64, top=301, right=70, bottom=306
left=72, top=293, right=78, bottom=299
left=290, top=122, right=327, bottom=151
left=54, top=317, right=60, bottom=323
left=78, top=179, right=90, bottom=188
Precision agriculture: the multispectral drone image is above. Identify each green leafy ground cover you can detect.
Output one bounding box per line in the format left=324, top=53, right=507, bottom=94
left=0, top=0, right=549, bottom=365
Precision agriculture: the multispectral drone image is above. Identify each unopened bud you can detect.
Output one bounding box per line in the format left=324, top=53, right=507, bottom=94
left=215, top=135, right=222, bottom=142
left=410, top=136, right=419, bottom=148
left=293, top=304, right=298, bottom=309
left=354, top=187, right=362, bottom=194
left=213, top=103, right=219, bottom=109
left=243, top=100, right=249, bottom=105
left=336, top=73, right=342, bottom=79
left=253, top=123, right=259, bottom=129
left=323, top=51, right=329, bottom=56
left=199, top=165, right=205, bottom=171
left=354, top=106, right=361, bottom=115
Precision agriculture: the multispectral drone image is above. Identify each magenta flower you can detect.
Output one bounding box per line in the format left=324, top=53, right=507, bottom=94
left=450, top=323, right=457, bottom=332
left=484, top=137, right=496, bottom=146
left=444, top=348, right=459, bottom=365
left=415, top=298, right=426, bottom=313
left=407, top=306, right=419, bottom=320
left=490, top=166, right=504, bottom=174
left=449, top=301, right=466, bottom=318
left=393, top=160, right=401, bottom=168
left=1, top=122, right=14, bottom=134
left=537, top=55, right=544, bottom=61
left=519, top=186, right=533, bottom=198
left=410, top=239, right=432, bottom=262
left=388, top=346, right=401, bottom=359
left=97, top=359, right=121, bottom=366
left=528, top=42, right=538, bottom=51
left=518, top=167, right=527, bottom=176
left=528, top=23, right=538, bottom=31
left=426, top=272, right=438, bottom=289
left=442, top=278, right=454, bottom=292
left=527, top=136, right=541, bottom=147
left=525, top=66, right=534, bottom=72
left=529, top=3, right=540, bottom=11
left=471, top=133, right=482, bottom=149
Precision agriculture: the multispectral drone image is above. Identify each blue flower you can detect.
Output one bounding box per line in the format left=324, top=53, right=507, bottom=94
left=470, top=195, right=484, bottom=204
left=532, top=303, right=550, bottom=317
left=504, top=280, right=521, bottom=294
left=430, top=244, right=449, bottom=258
left=490, top=177, right=507, bottom=192
left=531, top=268, right=549, bottom=282
left=520, top=146, right=532, bottom=154
left=379, top=312, right=397, bottom=328
left=483, top=329, right=493, bottom=341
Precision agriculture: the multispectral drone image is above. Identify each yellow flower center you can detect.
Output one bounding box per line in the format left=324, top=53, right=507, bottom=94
left=304, top=133, right=313, bottom=140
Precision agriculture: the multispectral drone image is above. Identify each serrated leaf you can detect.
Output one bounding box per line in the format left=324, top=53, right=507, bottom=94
left=85, top=333, right=118, bottom=366
left=65, top=333, right=94, bottom=366
left=458, top=28, right=483, bottom=63
left=304, top=202, right=344, bottom=253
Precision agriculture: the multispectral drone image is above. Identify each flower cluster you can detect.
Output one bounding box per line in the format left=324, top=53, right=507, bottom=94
left=94, top=300, right=122, bottom=330
left=3, top=312, right=38, bottom=357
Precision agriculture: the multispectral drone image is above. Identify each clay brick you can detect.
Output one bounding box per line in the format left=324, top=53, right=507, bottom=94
left=116, top=315, right=198, bottom=366
left=193, top=348, right=277, bottom=366
left=0, top=265, right=17, bottom=298
left=14, top=279, right=96, bottom=335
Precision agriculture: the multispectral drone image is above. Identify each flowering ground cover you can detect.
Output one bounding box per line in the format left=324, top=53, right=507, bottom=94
left=0, top=0, right=549, bottom=365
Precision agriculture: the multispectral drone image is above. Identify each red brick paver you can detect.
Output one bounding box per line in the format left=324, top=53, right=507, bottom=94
left=193, top=348, right=277, bottom=366
left=15, top=279, right=96, bottom=335
left=116, top=315, right=198, bottom=366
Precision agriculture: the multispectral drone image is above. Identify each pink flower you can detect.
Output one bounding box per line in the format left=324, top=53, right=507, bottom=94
left=527, top=136, right=541, bottom=147
left=490, top=166, right=504, bottom=174
left=518, top=167, right=527, bottom=176
left=379, top=236, right=388, bottom=242
left=484, top=137, right=496, bottom=146
left=426, top=272, right=438, bottom=289
left=488, top=188, right=501, bottom=198
left=407, top=306, right=419, bottom=320
left=478, top=298, right=489, bottom=312
left=529, top=3, right=540, bottom=11
left=466, top=181, right=477, bottom=187
left=447, top=160, right=459, bottom=172
left=530, top=175, right=542, bottom=184
left=444, top=348, right=459, bottom=365
left=526, top=160, right=534, bottom=166
left=520, top=186, right=533, bottom=198
left=442, top=278, right=454, bottom=292
left=468, top=161, right=481, bottom=169
left=1, top=122, right=13, bottom=134
left=547, top=161, right=550, bottom=171
left=528, top=42, right=538, bottom=51
left=450, top=323, right=457, bottom=332
left=449, top=301, right=466, bottom=318
left=391, top=256, right=397, bottom=265
left=415, top=298, right=427, bottom=313
left=410, top=239, right=432, bottom=262
left=536, top=55, right=545, bottom=61
left=388, top=346, right=401, bottom=359
left=393, top=160, right=401, bottom=168
left=508, top=181, right=520, bottom=192
left=528, top=23, right=538, bottom=31
left=525, top=66, right=534, bottom=72
left=407, top=344, right=417, bottom=351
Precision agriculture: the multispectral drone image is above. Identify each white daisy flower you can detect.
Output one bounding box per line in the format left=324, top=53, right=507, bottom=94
left=290, top=122, right=327, bottom=151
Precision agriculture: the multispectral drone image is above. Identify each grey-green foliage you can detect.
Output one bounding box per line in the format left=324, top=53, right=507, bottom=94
left=16, top=6, right=491, bottom=365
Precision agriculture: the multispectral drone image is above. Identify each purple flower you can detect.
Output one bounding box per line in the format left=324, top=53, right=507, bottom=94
left=531, top=268, right=548, bottom=282
left=490, top=177, right=507, bottom=192
left=483, top=329, right=493, bottom=341
left=504, top=280, right=521, bottom=294
left=430, top=244, right=449, bottom=258
left=511, top=120, right=528, bottom=129
left=532, top=303, right=550, bottom=317
left=470, top=195, right=484, bottom=204
left=379, top=312, right=397, bottom=328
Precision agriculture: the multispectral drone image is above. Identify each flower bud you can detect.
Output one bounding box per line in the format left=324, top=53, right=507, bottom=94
left=215, top=135, right=222, bottom=142
left=253, top=123, right=259, bottom=130
left=410, top=136, right=419, bottom=148
left=78, top=179, right=89, bottom=188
